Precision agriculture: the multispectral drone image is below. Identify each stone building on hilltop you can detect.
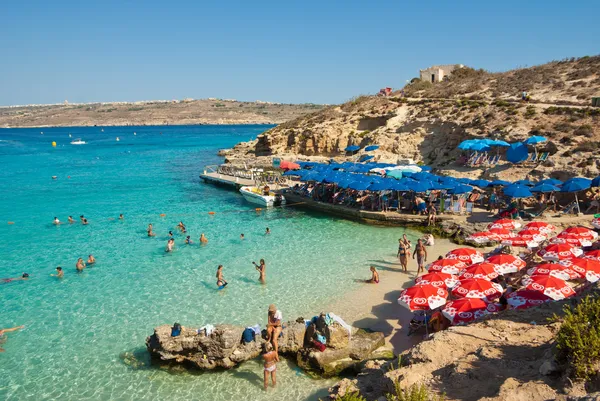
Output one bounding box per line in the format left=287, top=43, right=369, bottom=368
left=420, top=64, right=464, bottom=83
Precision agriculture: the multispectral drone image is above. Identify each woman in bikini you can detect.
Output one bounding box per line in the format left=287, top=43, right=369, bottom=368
left=262, top=342, right=278, bottom=390
left=216, top=265, right=227, bottom=288
left=253, top=259, right=266, bottom=283
left=397, top=239, right=408, bottom=273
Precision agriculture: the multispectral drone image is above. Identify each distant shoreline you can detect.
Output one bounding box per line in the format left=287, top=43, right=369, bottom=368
left=0, top=122, right=278, bottom=129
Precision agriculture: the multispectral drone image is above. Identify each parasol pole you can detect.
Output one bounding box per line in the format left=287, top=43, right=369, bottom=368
left=575, top=192, right=581, bottom=215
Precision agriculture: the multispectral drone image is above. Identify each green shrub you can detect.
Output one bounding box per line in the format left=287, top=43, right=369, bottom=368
left=524, top=106, right=536, bottom=118
left=386, top=383, right=445, bottom=401
left=336, top=392, right=367, bottom=401
left=573, top=141, right=596, bottom=152
left=554, top=295, right=600, bottom=379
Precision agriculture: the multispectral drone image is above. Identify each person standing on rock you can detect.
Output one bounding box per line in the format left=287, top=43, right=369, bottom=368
left=266, top=304, right=282, bottom=355
left=262, top=341, right=278, bottom=390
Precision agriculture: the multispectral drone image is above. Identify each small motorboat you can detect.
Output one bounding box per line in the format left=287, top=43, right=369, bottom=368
left=70, top=138, right=86, bottom=145
left=239, top=186, right=285, bottom=207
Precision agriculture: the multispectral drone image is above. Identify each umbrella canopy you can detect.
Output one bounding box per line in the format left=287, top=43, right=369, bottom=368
left=523, top=135, right=547, bottom=145
left=550, top=234, right=592, bottom=248
left=367, top=180, right=394, bottom=191
left=584, top=250, right=600, bottom=261
left=446, top=248, right=485, bottom=264
left=561, top=226, right=598, bottom=240
left=359, top=155, right=374, bottom=162
left=466, top=232, right=499, bottom=244
left=364, top=145, right=379, bottom=152
left=537, top=243, right=583, bottom=261
left=448, top=184, right=474, bottom=195
left=415, top=272, right=459, bottom=289
left=517, top=229, right=547, bottom=242
left=490, top=179, right=511, bottom=186
left=522, top=275, right=575, bottom=300
left=592, top=176, right=600, bottom=187
left=283, top=170, right=302, bottom=176
left=506, top=142, right=529, bottom=163
left=561, top=178, right=592, bottom=192
left=471, top=179, right=491, bottom=188
left=501, top=236, right=539, bottom=248
left=347, top=180, right=371, bottom=191
left=386, top=170, right=403, bottom=179
left=458, top=262, right=500, bottom=281
left=560, top=258, right=600, bottom=283
left=345, top=145, right=361, bottom=152
left=506, top=290, right=552, bottom=310
left=458, top=140, right=476, bottom=150
left=452, top=278, right=503, bottom=300
left=279, top=160, right=300, bottom=170
left=427, top=258, right=467, bottom=275
left=397, top=284, right=448, bottom=311
left=486, top=228, right=517, bottom=240
left=488, top=219, right=521, bottom=230
left=442, top=298, right=499, bottom=325
left=486, top=254, right=526, bottom=274
left=527, top=263, right=581, bottom=281
left=503, top=184, right=533, bottom=198
left=470, top=143, right=491, bottom=152
left=514, top=179, right=536, bottom=186
left=539, top=178, right=563, bottom=186
left=531, top=184, right=560, bottom=193
left=524, top=221, right=556, bottom=234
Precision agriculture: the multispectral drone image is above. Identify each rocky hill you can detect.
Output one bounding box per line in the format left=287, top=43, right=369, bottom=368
left=0, top=99, right=324, bottom=128
left=227, top=56, right=600, bottom=181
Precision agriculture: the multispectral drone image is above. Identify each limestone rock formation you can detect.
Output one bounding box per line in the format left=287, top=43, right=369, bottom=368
left=146, top=318, right=391, bottom=378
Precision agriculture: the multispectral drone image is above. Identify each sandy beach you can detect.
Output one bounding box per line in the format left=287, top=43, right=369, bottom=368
left=325, top=236, right=466, bottom=353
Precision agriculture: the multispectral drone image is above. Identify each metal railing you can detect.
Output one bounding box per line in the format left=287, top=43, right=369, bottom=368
left=203, top=164, right=287, bottom=186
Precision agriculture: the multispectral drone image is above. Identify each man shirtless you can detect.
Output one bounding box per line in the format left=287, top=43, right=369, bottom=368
left=147, top=224, right=156, bottom=237
left=87, top=255, right=96, bottom=265
left=200, top=233, right=208, bottom=244
left=76, top=258, right=85, bottom=272
left=413, top=239, right=428, bottom=274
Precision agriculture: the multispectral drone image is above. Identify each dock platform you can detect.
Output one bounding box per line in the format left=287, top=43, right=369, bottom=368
left=199, top=171, right=256, bottom=190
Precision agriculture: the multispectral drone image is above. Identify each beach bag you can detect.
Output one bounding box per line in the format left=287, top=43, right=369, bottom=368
left=313, top=340, right=326, bottom=352
left=171, top=323, right=182, bottom=337
left=242, top=328, right=255, bottom=344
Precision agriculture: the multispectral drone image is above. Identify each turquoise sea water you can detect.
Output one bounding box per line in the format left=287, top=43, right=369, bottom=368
left=0, top=125, right=413, bottom=401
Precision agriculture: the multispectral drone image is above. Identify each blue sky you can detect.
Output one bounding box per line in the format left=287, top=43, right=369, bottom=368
left=1, top=0, right=598, bottom=106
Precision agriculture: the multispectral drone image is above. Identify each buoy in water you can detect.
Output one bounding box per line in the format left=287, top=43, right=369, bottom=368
left=255, top=208, right=262, bottom=212
left=52, top=176, right=57, bottom=179
left=40, top=131, right=44, bottom=135
left=159, top=213, right=166, bottom=217
left=134, top=132, right=136, bottom=135
left=208, top=212, right=215, bottom=215
left=67, top=176, right=71, bottom=179
left=69, top=134, right=72, bottom=138
left=52, top=141, right=57, bottom=147
left=7, top=221, right=14, bottom=225
left=116, top=137, right=120, bottom=141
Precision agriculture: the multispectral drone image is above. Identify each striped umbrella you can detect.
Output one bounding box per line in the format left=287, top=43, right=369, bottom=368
left=485, top=254, right=526, bottom=274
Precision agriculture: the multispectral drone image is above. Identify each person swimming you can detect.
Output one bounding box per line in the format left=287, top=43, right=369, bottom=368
left=2, top=273, right=29, bottom=284
left=240, top=233, right=245, bottom=240
left=80, top=215, right=88, bottom=225
left=76, top=258, right=85, bottom=272
left=87, top=254, right=96, bottom=265
left=168, top=231, right=174, bottom=238
left=165, top=238, right=174, bottom=253
left=265, top=227, right=271, bottom=235
left=53, top=217, right=60, bottom=225
left=51, top=266, right=64, bottom=278
left=119, top=214, right=124, bottom=220
left=253, top=259, right=266, bottom=283
left=147, top=224, right=156, bottom=237
left=0, top=325, right=25, bottom=352
left=177, top=221, right=186, bottom=233
left=216, top=265, right=227, bottom=287
left=185, top=236, right=193, bottom=245
left=200, top=233, right=208, bottom=244
left=68, top=216, right=75, bottom=224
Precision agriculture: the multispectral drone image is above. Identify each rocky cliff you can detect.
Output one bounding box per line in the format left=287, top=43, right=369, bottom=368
left=226, top=56, right=600, bottom=181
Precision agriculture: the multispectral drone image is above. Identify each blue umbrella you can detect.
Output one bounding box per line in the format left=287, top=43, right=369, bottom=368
left=490, top=179, right=511, bottom=186
left=531, top=184, right=560, bottom=193
left=303, top=171, right=325, bottom=181
left=457, top=177, right=472, bottom=184
left=592, top=176, right=600, bottom=188
left=345, top=145, right=361, bottom=152
left=405, top=181, right=429, bottom=193
left=471, top=179, right=491, bottom=188
left=448, top=184, right=474, bottom=194
left=506, top=142, right=529, bottom=164
left=539, top=178, right=563, bottom=186
left=561, top=178, right=592, bottom=214
left=490, top=139, right=510, bottom=147
left=523, top=136, right=547, bottom=145
left=364, top=145, right=379, bottom=152
left=283, top=170, right=301, bottom=176
left=359, top=155, right=375, bottom=162
left=470, top=143, right=491, bottom=152
left=503, top=184, right=533, bottom=198
left=420, top=165, right=432, bottom=171
left=390, top=181, right=410, bottom=191
left=348, top=180, right=371, bottom=191
left=457, top=140, right=476, bottom=150
left=368, top=180, right=395, bottom=191
left=514, top=179, right=536, bottom=187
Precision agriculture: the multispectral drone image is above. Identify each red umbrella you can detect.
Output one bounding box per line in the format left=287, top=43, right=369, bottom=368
left=279, top=160, right=300, bottom=170
left=522, top=275, right=576, bottom=300
left=442, top=298, right=500, bottom=325
left=561, top=226, right=598, bottom=240
left=524, top=221, right=556, bottom=234
left=427, top=258, right=466, bottom=275
left=466, top=232, right=499, bottom=244
left=517, top=229, right=547, bottom=242
left=446, top=248, right=484, bottom=264
left=487, top=219, right=521, bottom=230
left=501, top=236, right=539, bottom=248
left=452, top=278, right=503, bottom=300
left=584, top=249, right=600, bottom=261
left=415, top=272, right=459, bottom=289
left=559, top=257, right=600, bottom=283
left=551, top=233, right=592, bottom=247
left=487, top=228, right=517, bottom=239
left=537, top=243, right=583, bottom=261
left=458, top=262, right=500, bottom=281
left=527, top=263, right=581, bottom=280
left=398, top=284, right=448, bottom=311
left=486, top=254, right=526, bottom=274
left=506, top=290, right=552, bottom=310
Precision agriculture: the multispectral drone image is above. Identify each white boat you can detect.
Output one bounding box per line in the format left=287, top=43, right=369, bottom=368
left=70, top=138, right=86, bottom=145
left=239, top=186, right=285, bottom=207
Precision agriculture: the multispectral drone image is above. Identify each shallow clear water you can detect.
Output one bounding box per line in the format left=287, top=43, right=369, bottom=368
left=0, top=125, right=415, bottom=400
